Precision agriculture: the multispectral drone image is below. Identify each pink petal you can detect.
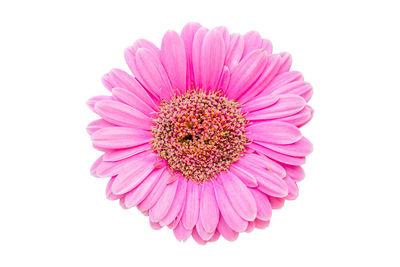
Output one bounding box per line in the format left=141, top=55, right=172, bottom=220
left=268, top=196, right=285, bottom=209
left=102, top=69, right=159, bottom=111
left=95, top=100, right=152, bottom=129
left=103, top=143, right=151, bottom=162
left=95, top=154, right=139, bottom=177
left=238, top=54, right=281, bottom=103
left=173, top=221, right=192, bottom=242
left=208, top=231, right=221, bottom=242
left=199, top=181, right=219, bottom=233
left=225, top=33, right=244, bottom=68
left=284, top=177, right=299, bottom=200
left=124, top=39, right=160, bottom=78
left=87, top=96, right=113, bottom=113
left=191, top=228, right=207, bottom=245
left=192, top=27, right=209, bottom=89
left=225, top=50, right=268, bottom=100
left=149, top=220, right=163, bottom=230
left=261, top=39, right=273, bottom=54
left=159, top=177, right=187, bottom=226
left=149, top=177, right=179, bottom=222
left=278, top=52, right=292, bottom=74
left=242, top=95, right=279, bottom=113
left=247, top=165, right=288, bottom=197
left=247, top=121, right=302, bottom=145
left=278, top=105, right=313, bottom=127
left=271, top=81, right=313, bottom=102
left=217, top=66, right=230, bottom=94
left=134, top=48, right=172, bottom=100
left=249, top=142, right=306, bottom=165
left=262, top=71, right=304, bottom=96
left=196, top=217, right=214, bottom=241
left=168, top=196, right=186, bottom=230
left=112, top=88, right=154, bottom=116
left=123, top=168, right=164, bottom=208
left=229, top=164, right=258, bottom=187
left=90, top=155, right=103, bottom=177
left=215, top=26, right=230, bottom=48
left=282, top=164, right=305, bottom=182
left=246, top=94, right=306, bottom=121
left=105, top=177, right=122, bottom=200
left=161, top=30, right=187, bottom=94
left=250, top=189, right=272, bottom=221
left=242, top=31, right=263, bottom=57
left=217, top=216, right=239, bottom=241
left=257, top=137, right=313, bottom=157
left=87, top=119, right=114, bottom=135
left=182, top=180, right=200, bottom=230
left=220, top=172, right=257, bottom=221
left=213, top=179, right=248, bottom=232
left=137, top=170, right=171, bottom=212
left=112, top=152, right=156, bottom=194
left=181, top=22, right=202, bottom=89
left=245, top=221, right=256, bottom=233
left=240, top=153, right=286, bottom=178
left=91, top=127, right=151, bottom=149
left=200, top=29, right=225, bottom=92
left=254, top=219, right=270, bottom=229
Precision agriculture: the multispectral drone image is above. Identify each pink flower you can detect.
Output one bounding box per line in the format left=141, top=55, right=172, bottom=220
left=87, top=22, right=313, bottom=244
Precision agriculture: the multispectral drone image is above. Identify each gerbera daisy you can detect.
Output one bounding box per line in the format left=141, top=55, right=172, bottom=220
left=87, top=22, right=313, bottom=244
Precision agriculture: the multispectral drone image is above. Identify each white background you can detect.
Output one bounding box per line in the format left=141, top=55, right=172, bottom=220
left=1, top=0, right=399, bottom=266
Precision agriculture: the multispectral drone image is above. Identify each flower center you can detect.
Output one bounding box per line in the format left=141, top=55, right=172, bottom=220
left=151, top=90, right=249, bottom=183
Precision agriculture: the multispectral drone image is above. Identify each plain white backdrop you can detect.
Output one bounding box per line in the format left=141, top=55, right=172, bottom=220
left=1, top=0, right=399, bottom=266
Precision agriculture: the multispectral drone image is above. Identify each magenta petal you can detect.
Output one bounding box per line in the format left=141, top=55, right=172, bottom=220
left=208, top=231, right=220, bottom=242
left=257, top=137, right=313, bottom=157
left=242, top=95, right=279, bottom=113
left=249, top=166, right=288, bottom=197
left=284, top=177, right=299, bottom=200
left=278, top=52, right=292, bottom=74
left=254, top=219, right=270, bottom=229
left=217, top=216, right=239, bottom=241
left=199, top=181, right=219, bottom=233
left=217, top=66, right=230, bottom=94
left=105, top=177, right=123, bottom=200
left=246, top=94, right=306, bottom=121
left=149, top=220, right=163, bottom=230
left=268, top=196, right=285, bottom=209
left=124, top=39, right=160, bottom=77
left=282, top=164, right=305, bottom=182
left=161, top=30, right=187, bottom=94
left=225, top=33, right=244, bottom=68
left=271, top=81, right=313, bottom=102
left=213, top=179, right=248, bottom=233
left=220, top=172, right=257, bottom=221
left=149, top=177, right=179, bottom=222
left=181, top=22, right=202, bottom=88
left=278, top=105, right=313, bottom=127
left=240, top=153, right=286, bottom=178
left=225, top=50, right=268, bottom=100
left=135, top=48, right=172, bottom=100
left=92, top=127, right=151, bottom=149
left=247, top=121, right=302, bottom=145
left=112, top=153, right=156, bottom=194
left=112, top=88, right=154, bottom=116
left=191, top=228, right=207, bottom=245
left=242, top=31, right=263, bottom=57
left=95, top=100, right=152, bottom=129
left=250, top=189, right=272, bottom=221
left=263, top=71, right=304, bottom=96
left=123, top=168, right=164, bottom=208
left=196, top=217, right=214, bottom=241
left=160, top=177, right=187, bottom=226
left=192, top=27, right=209, bottom=89
left=200, top=29, right=225, bottom=92
left=182, top=180, right=200, bottom=230
left=245, top=221, right=256, bottom=233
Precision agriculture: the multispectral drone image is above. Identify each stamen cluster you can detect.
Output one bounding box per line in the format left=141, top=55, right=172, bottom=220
left=152, top=90, right=249, bottom=183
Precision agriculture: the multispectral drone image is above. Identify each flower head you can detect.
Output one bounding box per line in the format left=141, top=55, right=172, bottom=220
left=88, top=22, right=313, bottom=244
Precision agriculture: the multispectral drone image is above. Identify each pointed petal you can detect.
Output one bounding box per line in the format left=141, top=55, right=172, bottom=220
left=199, top=181, right=219, bottom=233
left=220, top=172, right=257, bottom=221
left=161, top=30, right=187, bottom=93
left=213, top=179, right=248, bottom=232
left=92, top=127, right=151, bottom=149
left=182, top=180, right=200, bottom=230
left=95, top=100, right=152, bottom=129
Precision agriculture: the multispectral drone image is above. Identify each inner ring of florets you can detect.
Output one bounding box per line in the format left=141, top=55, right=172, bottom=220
left=151, top=90, right=249, bottom=183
